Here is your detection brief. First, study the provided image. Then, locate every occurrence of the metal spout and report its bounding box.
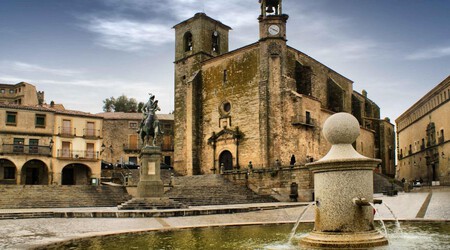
[373,198,383,205]
[352,197,371,206]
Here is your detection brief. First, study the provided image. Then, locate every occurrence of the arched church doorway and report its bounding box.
[219,150,233,171]
[62,164,91,185]
[21,160,49,185]
[0,159,17,184]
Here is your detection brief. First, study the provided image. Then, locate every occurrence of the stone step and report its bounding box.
[0,185,131,209]
[166,175,277,206]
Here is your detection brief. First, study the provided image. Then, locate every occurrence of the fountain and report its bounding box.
[28,112,450,250]
[299,112,389,248]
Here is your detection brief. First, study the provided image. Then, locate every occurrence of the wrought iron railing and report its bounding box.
[2,144,51,156]
[161,143,174,151]
[123,142,143,151]
[58,126,76,137]
[56,149,99,160]
[83,128,100,138]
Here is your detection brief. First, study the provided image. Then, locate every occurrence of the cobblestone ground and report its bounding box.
[0,187,449,249]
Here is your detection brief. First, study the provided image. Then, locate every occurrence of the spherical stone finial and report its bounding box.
[323,112,360,145]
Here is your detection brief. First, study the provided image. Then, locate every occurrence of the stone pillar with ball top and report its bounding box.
[300,112,388,248]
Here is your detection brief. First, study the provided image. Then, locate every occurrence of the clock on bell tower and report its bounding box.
[258,0,288,41]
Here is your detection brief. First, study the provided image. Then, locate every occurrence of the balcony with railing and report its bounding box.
[83,128,101,138]
[58,126,76,137]
[123,142,143,152]
[161,143,174,151]
[291,115,315,127]
[56,149,100,160]
[2,144,52,156]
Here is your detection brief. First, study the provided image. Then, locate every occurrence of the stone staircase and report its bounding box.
[0,185,131,209]
[165,174,278,206]
[118,198,186,210]
[373,173,403,193]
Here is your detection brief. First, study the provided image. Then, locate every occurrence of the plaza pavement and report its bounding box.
[0,186,449,249]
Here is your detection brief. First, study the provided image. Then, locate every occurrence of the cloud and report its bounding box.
[10,62,82,77]
[82,17,173,51]
[80,0,258,52]
[313,39,379,62]
[288,13,381,63]
[406,45,450,60]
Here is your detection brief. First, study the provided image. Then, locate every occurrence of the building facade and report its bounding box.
[396,76,450,185]
[0,82,44,106]
[173,0,395,175]
[0,103,103,185]
[98,112,174,168]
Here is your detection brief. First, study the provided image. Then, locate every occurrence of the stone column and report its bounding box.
[137,146,163,198]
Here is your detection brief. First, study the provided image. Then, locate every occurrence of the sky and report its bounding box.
[0,0,449,123]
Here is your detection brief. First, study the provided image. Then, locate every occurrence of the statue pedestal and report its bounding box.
[118,145,186,210]
[137,146,164,197]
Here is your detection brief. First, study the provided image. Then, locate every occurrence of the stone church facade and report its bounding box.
[173,0,395,176]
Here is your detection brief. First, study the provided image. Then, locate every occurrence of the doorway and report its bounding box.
[62,164,91,185]
[62,167,74,185]
[25,168,39,184]
[219,150,233,171]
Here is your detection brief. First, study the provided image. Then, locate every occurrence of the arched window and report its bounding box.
[212,31,220,53]
[184,32,193,52]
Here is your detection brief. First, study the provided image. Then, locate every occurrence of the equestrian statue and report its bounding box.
[138,93,162,146]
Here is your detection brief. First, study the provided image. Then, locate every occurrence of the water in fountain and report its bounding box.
[287,203,313,244]
[370,202,388,237]
[47,222,450,249]
[383,202,402,233]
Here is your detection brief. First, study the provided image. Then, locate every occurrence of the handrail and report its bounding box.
[56,149,100,160]
[1,144,51,156]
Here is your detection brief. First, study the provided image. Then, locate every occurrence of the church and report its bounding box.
[173,0,395,176]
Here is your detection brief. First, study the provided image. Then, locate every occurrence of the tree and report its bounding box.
[102,95,144,113]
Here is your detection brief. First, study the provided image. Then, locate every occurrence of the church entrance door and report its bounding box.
[219,150,233,171]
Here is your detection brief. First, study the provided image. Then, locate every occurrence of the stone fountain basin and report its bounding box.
[33,221,450,249]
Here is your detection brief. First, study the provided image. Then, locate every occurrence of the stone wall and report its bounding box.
[222,166,314,202]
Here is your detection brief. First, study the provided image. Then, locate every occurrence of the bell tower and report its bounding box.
[258,0,289,169]
[173,13,231,175]
[258,0,288,41]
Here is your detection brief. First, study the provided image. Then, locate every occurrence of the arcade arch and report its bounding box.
[61,163,92,185]
[0,159,17,184]
[21,160,49,185]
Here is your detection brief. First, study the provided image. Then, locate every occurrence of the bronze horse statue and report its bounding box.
[139,112,162,146]
[138,96,162,146]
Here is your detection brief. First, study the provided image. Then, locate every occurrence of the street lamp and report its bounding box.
[101,143,106,154]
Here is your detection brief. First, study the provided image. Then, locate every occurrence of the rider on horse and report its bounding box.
[138,93,162,146]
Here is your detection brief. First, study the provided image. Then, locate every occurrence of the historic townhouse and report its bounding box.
[0,103,103,185]
[53,109,103,185]
[98,112,175,168]
[396,75,450,185]
[0,82,44,106]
